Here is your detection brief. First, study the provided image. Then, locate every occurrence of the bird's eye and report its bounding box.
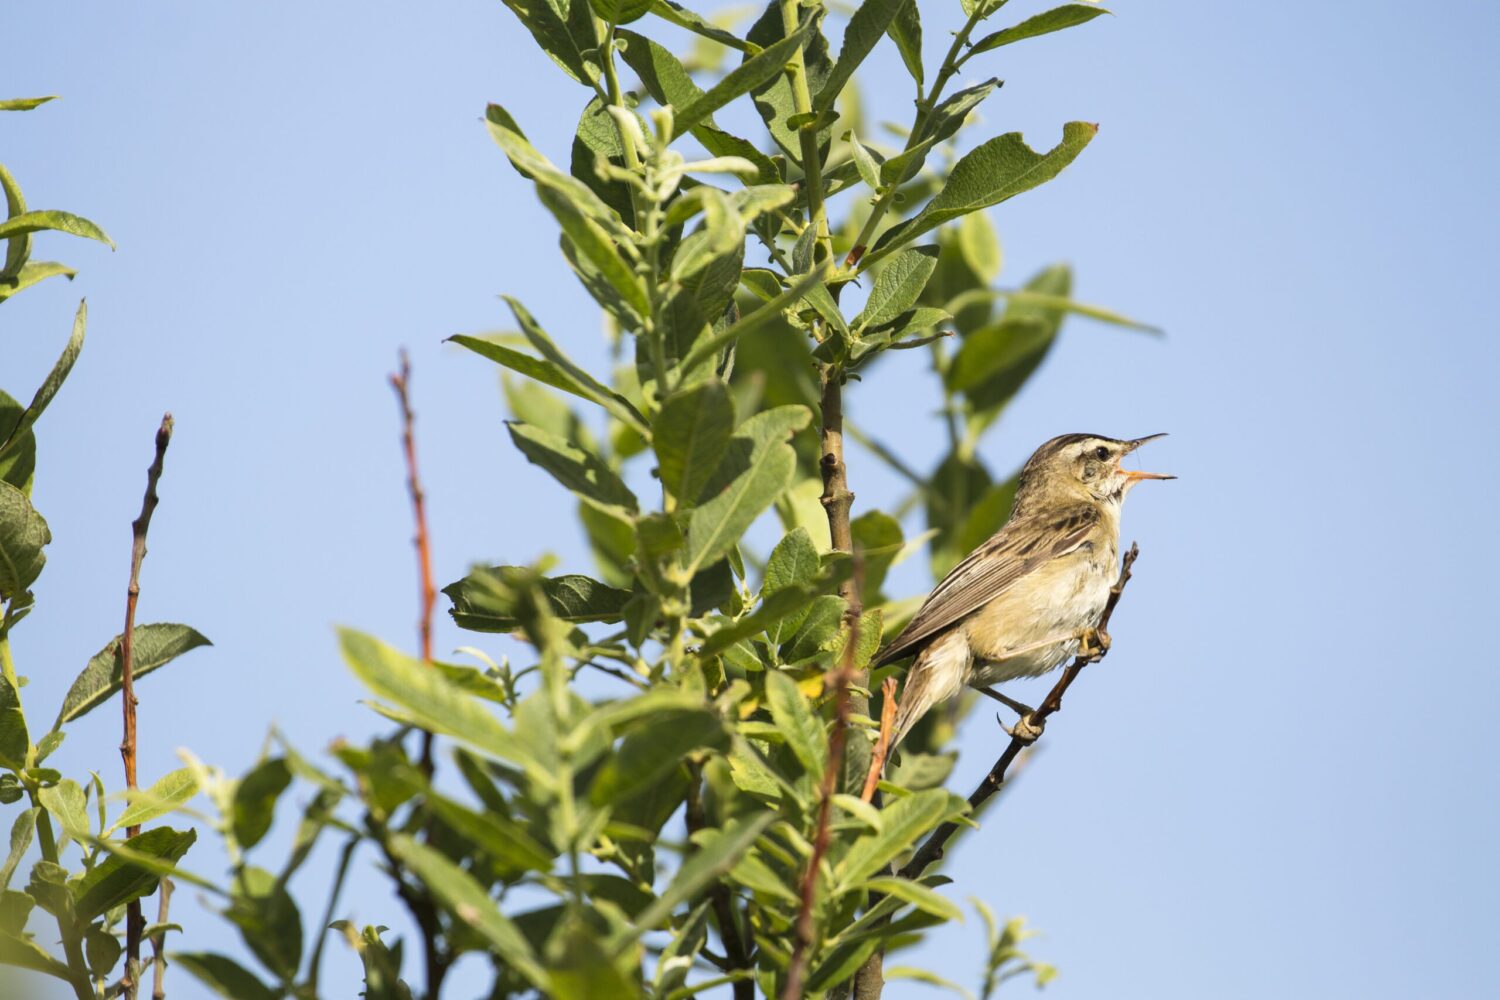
[1094,446,1110,460]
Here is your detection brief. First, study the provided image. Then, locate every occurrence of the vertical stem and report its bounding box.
[389,352,437,775]
[150,877,173,1000]
[685,765,754,1000]
[779,0,832,264]
[119,413,174,1000]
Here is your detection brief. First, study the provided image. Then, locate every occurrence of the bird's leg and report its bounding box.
[1076,626,1112,661]
[979,687,1045,742]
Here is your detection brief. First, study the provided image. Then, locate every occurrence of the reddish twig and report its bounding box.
[119,414,174,1000]
[897,544,1140,881]
[860,677,898,803]
[389,351,437,773]
[782,601,863,1000]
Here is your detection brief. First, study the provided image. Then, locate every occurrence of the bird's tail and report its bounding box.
[888,631,972,754]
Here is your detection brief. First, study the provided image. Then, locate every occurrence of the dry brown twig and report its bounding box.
[118,414,173,1000]
[389,350,437,773]
[860,677,899,803]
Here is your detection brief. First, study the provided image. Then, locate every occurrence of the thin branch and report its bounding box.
[389,351,438,776]
[150,877,173,1000]
[860,677,898,803]
[783,582,863,1000]
[898,544,1140,880]
[685,763,754,1000]
[119,413,174,1000]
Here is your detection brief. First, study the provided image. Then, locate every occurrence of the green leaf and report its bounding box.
[547,913,638,999]
[845,132,883,190]
[0,808,35,890]
[747,4,835,163]
[677,264,832,374]
[589,0,651,25]
[860,876,964,921]
[497,0,597,86]
[654,380,734,506]
[762,526,820,643]
[697,585,810,655]
[968,4,1110,57]
[765,670,825,774]
[885,965,977,998]
[74,826,196,922]
[590,708,727,806]
[887,0,923,89]
[172,951,279,1000]
[856,245,939,330]
[0,210,114,250]
[387,834,548,990]
[868,123,1097,263]
[113,767,200,833]
[957,211,1002,283]
[673,15,818,136]
[536,186,650,320]
[878,79,1000,186]
[225,865,302,981]
[837,789,957,885]
[507,421,638,513]
[426,793,554,875]
[37,779,88,842]
[485,106,625,232]
[0,927,72,979]
[445,566,631,631]
[231,758,291,849]
[339,630,544,776]
[0,260,76,302]
[647,0,752,52]
[0,164,28,280]
[0,677,26,771]
[683,425,797,574]
[966,287,1160,332]
[55,624,211,727]
[850,509,903,600]
[0,96,58,112]
[85,925,122,977]
[779,593,844,663]
[500,294,650,430]
[814,0,911,113]
[612,813,774,951]
[0,302,85,469]
[0,482,49,601]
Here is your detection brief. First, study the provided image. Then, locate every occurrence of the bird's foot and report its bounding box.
[1000,711,1045,743]
[978,686,1036,718]
[1076,626,1112,661]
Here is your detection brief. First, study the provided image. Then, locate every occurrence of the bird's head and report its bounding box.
[1013,433,1174,513]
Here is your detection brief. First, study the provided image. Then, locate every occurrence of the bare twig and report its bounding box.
[783,592,863,1000]
[150,877,174,1000]
[389,351,437,775]
[898,544,1140,881]
[860,677,898,803]
[119,413,173,1000]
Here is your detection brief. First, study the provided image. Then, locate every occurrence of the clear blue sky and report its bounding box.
[6,1,1498,997]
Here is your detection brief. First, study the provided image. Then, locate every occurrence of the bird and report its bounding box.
[875,433,1173,748]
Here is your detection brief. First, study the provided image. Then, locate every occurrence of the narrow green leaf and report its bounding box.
[55,624,211,727]
[968,4,1110,57]
[0,927,72,979]
[0,677,26,771]
[387,834,548,989]
[497,0,595,85]
[952,287,1159,332]
[426,793,554,874]
[450,335,615,413]
[674,15,818,136]
[684,430,796,573]
[590,0,651,24]
[172,951,279,1000]
[508,421,638,512]
[502,294,650,430]
[837,789,957,885]
[485,106,624,232]
[0,808,35,890]
[446,566,630,632]
[647,0,752,52]
[957,211,1002,283]
[613,813,774,951]
[0,260,76,302]
[0,96,58,112]
[814,0,911,113]
[0,482,49,601]
[231,758,291,849]
[887,0,923,89]
[878,79,1000,186]
[698,585,810,655]
[0,164,27,280]
[856,245,939,330]
[536,187,649,319]
[868,123,1097,263]
[590,708,727,806]
[678,264,831,374]
[74,826,196,921]
[0,210,114,250]
[765,671,825,774]
[845,132,883,190]
[226,865,303,982]
[0,301,85,461]
[654,380,734,505]
[860,876,964,921]
[37,779,89,842]
[339,629,544,776]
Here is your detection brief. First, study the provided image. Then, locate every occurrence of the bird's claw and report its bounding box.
[1077,627,1112,660]
[998,711,1045,743]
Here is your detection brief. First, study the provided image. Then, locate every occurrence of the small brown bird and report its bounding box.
[876,433,1172,747]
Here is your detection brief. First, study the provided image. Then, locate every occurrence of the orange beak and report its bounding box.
[1122,469,1175,483]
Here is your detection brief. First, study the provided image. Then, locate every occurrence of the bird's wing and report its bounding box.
[872,504,1101,667]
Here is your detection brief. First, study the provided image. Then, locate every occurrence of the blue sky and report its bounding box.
[5,1,1498,997]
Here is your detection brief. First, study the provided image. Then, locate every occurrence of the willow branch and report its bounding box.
[782,600,862,1000]
[389,351,437,775]
[119,413,173,1000]
[899,544,1140,880]
[860,677,898,803]
[150,878,174,1000]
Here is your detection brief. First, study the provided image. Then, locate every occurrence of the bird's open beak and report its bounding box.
[1119,434,1174,483]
